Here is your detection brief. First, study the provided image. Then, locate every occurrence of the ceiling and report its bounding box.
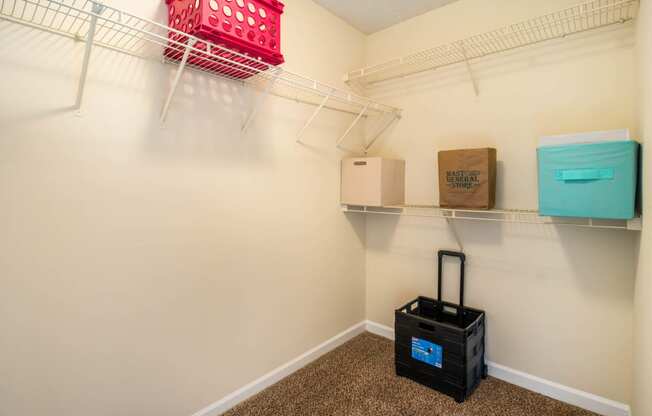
[313,0,461,34]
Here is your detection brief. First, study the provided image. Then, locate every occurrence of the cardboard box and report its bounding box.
[438,148,497,209]
[341,157,405,207]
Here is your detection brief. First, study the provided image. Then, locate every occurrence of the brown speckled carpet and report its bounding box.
[224,332,597,416]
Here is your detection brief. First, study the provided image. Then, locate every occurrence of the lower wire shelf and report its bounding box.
[341,204,642,231]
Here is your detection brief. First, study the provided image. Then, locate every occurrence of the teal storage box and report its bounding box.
[537,141,639,219]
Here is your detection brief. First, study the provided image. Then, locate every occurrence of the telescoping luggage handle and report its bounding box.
[437,250,466,315]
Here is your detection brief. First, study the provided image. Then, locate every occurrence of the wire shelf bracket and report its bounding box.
[459,43,479,96]
[336,103,369,150]
[345,0,639,91]
[296,93,400,151]
[364,111,400,154]
[160,38,196,123]
[75,2,105,111]
[242,68,283,134]
[446,217,465,252]
[296,91,332,144]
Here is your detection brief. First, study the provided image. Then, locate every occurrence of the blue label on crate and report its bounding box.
[411,337,443,368]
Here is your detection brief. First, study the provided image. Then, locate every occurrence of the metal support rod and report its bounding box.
[296,92,331,143]
[336,104,368,149]
[160,38,196,123]
[459,43,479,96]
[446,217,464,252]
[242,69,282,134]
[364,112,400,154]
[74,2,105,110]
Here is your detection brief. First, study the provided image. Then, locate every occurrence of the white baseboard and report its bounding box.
[191,320,630,416]
[365,320,396,340]
[487,361,630,416]
[191,321,367,416]
[365,320,630,416]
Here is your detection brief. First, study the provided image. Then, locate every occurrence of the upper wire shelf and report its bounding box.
[344,0,639,90]
[0,0,401,118]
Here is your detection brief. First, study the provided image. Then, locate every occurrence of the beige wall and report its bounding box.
[364,0,638,404]
[634,1,652,414]
[0,1,368,415]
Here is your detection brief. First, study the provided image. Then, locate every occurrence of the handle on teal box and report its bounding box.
[554,168,615,181]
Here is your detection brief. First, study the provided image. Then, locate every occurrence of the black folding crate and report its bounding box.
[395,250,487,403]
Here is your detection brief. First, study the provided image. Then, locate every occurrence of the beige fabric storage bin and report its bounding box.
[341,157,405,207]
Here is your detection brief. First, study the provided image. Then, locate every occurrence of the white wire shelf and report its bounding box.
[344,0,639,90]
[341,204,643,231]
[0,0,401,126]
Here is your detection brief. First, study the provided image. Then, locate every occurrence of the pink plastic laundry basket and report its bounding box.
[164,0,284,79]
